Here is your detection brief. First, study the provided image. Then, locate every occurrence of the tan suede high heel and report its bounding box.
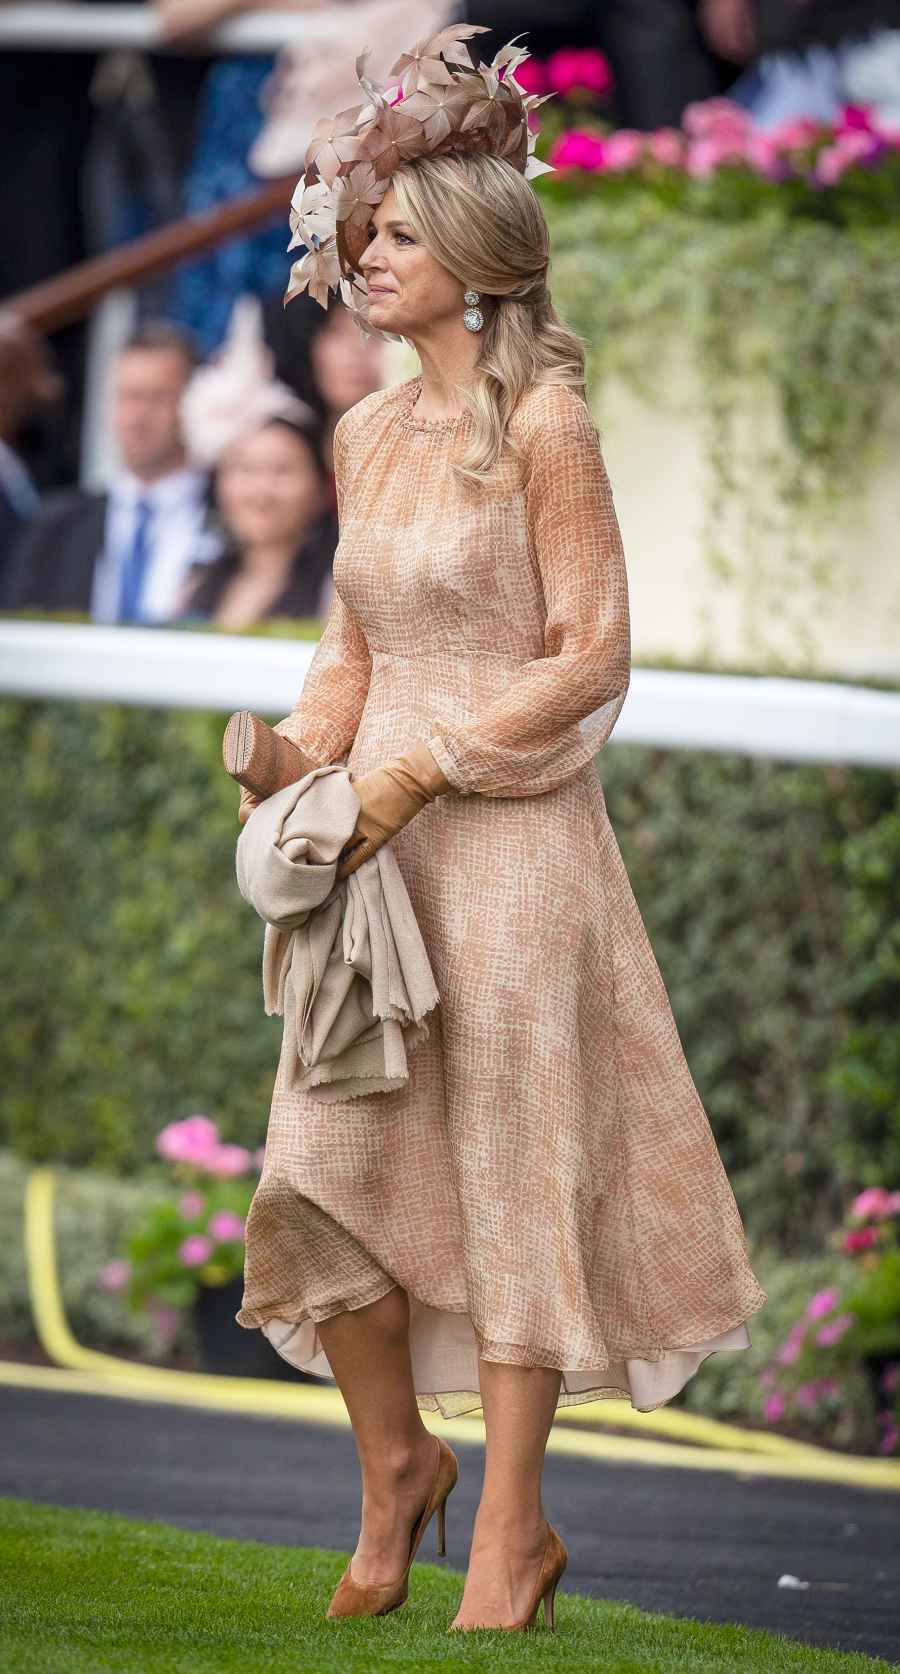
[448,1521,568,1633]
[326,1435,459,1619]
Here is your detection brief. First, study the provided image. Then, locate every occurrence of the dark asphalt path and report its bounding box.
[1,1385,898,1665]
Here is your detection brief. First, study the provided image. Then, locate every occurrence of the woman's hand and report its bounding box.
[238,784,261,827]
[336,740,450,880]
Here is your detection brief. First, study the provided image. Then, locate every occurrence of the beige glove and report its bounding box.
[336,739,450,880]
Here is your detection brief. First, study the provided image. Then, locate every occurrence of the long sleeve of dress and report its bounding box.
[424,386,631,798]
[271,414,372,766]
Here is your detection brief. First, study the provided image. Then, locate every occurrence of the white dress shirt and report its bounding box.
[90,465,220,625]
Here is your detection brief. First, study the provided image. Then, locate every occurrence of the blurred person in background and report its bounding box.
[699,0,900,124]
[261,288,388,474]
[175,416,337,627]
[0,314,63,575]
[174,294,337,627]
[0,321,215,623]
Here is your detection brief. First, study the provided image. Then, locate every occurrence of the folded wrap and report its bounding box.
[235,764,440,1101]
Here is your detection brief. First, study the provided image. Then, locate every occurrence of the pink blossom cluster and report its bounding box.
[843,1185,900,1252]
[155,1114,256,1179]
[515,49,613,100]
[548,97,900,185]
[177,1208,246,1270]
[849,1185,900,1220]
[761,1378,842,1423]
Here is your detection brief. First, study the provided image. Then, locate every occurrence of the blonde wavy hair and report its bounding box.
[389,152,588,490]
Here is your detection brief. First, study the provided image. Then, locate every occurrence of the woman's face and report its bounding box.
[358,184,463,338]
[311,304,386,412]
[216,423,325,550]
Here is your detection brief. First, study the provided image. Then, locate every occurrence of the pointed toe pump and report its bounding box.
[326,1435,459,1619]
[448,1521,568,1633]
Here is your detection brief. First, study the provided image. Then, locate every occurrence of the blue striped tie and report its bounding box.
[118,496,154,623]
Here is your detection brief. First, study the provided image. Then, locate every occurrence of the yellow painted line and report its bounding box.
[15,1166,900,1495]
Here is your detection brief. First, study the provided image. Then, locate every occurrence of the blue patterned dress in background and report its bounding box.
[165,57,292,358]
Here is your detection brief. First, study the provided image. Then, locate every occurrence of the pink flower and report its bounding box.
[763,1392,786,1421]
[880,1364,900,1394]
[775,1338,802,1365]
[769,116,826,150]
[815,1312,855,1347]
[206,1143,254,1179]
[178,1190,205,1220]
[546,48,613,99]
[156,1115,220,1168]
[549,130,606,171]
[179,1234,213,1268]
[806,1287,841,1320]
[843,1227,879,1252]
[815,144,851,185]
[646,127,684,166]
[837,103,876,134]
[850,1186,893,1220]
[603,130,644,171]
[510,57,547,96]
[758,1367,776,1387]
[682,97,753,143]
[746,131,788,180]
[686,136,749,178]
[795,1382,821,1409]
[98,1258,131,1291]
[148,1302,182,1346]
[878,1427,899,1455]
[208,1209,246,1243]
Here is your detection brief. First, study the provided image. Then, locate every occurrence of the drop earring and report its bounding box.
[462,289,483,332]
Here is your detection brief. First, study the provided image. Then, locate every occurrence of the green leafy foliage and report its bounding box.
[541,194,900,661]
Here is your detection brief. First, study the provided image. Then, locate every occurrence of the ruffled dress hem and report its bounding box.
[236,1283,758,1418]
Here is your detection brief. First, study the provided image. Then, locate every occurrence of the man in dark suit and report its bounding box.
[1,320,217,622]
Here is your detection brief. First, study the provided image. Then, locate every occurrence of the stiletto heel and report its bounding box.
[447,1520,568,1634]
[436,1495,447,1556]
[326,1435,459,1619]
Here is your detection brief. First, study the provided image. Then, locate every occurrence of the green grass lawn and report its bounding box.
[0,1497,895,1674]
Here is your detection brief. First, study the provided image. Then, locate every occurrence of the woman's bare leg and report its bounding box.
[315,1284,439,1585]
[449,1360,562,1629]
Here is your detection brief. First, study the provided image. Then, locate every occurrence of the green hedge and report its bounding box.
[1,694,897,1254]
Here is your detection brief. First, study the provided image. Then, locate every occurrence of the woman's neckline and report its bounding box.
[398,374,467,432]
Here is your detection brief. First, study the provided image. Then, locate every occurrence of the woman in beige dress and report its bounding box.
[235,24,768,1635]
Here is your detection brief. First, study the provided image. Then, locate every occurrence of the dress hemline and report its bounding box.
[236,1280,761,1419]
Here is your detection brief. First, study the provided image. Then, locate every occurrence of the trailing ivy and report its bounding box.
[540,189,900,667]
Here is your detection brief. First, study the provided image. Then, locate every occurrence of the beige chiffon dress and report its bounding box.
[235,372,768,1416]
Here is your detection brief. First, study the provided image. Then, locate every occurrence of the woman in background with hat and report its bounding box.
[235,22,768,1634]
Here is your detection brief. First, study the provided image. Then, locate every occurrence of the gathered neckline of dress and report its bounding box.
[397,374,469,433]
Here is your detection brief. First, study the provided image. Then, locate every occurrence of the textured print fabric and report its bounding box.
[235,373,768,1416]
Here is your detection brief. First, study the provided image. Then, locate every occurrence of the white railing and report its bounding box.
[2,621,899,766]
[0,4,330,52]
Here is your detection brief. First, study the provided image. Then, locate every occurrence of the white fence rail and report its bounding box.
[2,621,899,767]
[0,4,325,52]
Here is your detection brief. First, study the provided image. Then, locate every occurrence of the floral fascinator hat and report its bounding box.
[179,294,316,470]
[285,22,557,342]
